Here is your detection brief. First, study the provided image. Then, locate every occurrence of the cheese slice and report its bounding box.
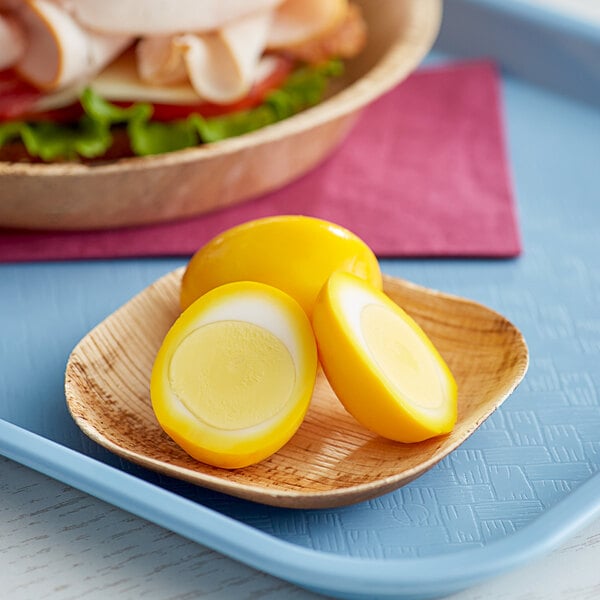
[16,0,132,91]
[34,52,281,112]
[92,49,201,105]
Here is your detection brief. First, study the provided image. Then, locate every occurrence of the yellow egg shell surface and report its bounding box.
[151,281,317,468]
[312,272,458,442]
[180,215,382,316]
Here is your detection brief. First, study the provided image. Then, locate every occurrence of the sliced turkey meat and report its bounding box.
[15,0,132,91]
[267,0,348,49]
[2,0,365,113]
[137,11,272,104]
[58,0,284,36]
[0,13,25,70]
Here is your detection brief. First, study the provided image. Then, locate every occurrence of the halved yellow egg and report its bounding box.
[180,215,382,317]
[151,281,317,468]
[312,272,458,442]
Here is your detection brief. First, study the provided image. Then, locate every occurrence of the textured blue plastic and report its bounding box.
[436,0,600,105]
[1,72,600,598]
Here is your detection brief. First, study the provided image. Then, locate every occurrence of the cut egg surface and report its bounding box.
[151,281,317,468]
[312,272,458,442]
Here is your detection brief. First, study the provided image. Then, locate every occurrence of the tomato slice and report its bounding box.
[0,70,42,121]
[17,103,86,123]
[1,57,294,124]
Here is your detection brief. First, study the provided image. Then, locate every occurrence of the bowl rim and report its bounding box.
[0,0,442,177]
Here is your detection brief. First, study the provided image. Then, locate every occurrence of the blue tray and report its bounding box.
[436,0,600,105]
[1,68,600,599]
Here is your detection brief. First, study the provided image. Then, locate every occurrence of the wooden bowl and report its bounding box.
[65,271,529,509]
[0,0,441,230]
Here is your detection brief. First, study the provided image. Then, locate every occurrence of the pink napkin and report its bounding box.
[0,60,521,263]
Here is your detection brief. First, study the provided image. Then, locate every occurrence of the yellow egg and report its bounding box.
[151,281,317,468]
[312,272,458,442]
[180,215,382,317]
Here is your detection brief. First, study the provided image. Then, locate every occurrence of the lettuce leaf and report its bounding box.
[0,60,343,162]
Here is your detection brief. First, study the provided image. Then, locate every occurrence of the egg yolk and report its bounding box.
[361,304,444,411]
[153,217,459,470]
[312,271,457,442]
[151,280,317,469]
[169,321,295,430]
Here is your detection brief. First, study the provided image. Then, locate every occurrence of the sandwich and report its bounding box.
[0,0,366,162]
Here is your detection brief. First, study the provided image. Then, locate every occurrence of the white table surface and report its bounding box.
[2,455,599,599]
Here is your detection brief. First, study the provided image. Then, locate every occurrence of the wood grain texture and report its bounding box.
[64,271,529,508]
[0,0,442,231]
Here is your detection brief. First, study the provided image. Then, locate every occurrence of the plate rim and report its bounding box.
[64,269,530,509]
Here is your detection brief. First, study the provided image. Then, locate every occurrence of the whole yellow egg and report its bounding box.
[180,215,382,317]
